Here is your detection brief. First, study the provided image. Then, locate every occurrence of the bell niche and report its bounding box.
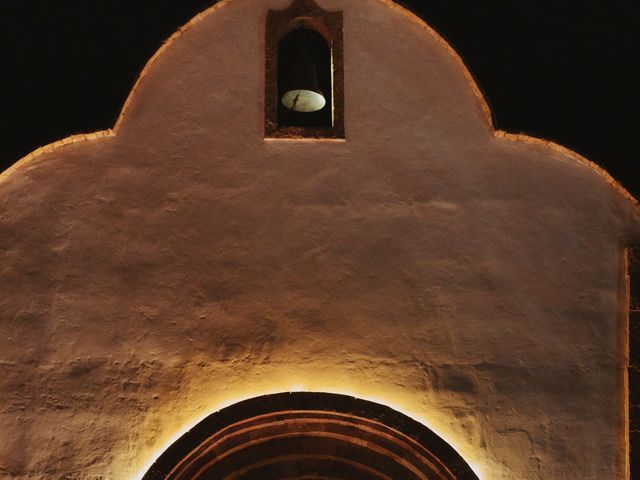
[278,28,330,122]
[265,0,345,139]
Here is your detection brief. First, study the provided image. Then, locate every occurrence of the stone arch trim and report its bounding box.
[141,392,479,480]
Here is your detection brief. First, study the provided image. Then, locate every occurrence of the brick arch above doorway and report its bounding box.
[141,392,478,480]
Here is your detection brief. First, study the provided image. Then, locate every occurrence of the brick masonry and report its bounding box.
[630,247,640,479]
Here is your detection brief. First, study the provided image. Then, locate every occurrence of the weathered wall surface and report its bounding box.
[1,0,639,479]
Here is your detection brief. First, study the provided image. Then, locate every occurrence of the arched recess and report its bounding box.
[277,27,333,128]
[265,0,345,139]
[141,392,479,480]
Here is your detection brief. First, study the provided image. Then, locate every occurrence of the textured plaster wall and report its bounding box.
[1,0,640,479]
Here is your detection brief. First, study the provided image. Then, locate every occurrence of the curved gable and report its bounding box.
[1,1,639,479]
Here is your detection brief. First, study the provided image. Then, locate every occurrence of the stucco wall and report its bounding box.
[1,0,640,479]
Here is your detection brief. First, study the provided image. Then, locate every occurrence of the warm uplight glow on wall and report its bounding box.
[5,1,635,479]
[131,375,486,480]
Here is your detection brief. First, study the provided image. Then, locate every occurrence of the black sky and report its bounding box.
[1,0,638,197]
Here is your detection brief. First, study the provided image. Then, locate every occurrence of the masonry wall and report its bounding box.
[1,1,640,479]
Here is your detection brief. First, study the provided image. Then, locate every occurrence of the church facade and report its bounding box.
[1,1,639,479]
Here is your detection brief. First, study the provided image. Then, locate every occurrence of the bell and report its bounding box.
[281,35,326,113]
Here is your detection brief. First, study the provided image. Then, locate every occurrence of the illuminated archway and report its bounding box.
[141,392,478,480]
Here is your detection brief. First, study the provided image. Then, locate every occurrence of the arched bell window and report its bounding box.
[278,28,332,128]
[265,0,345,139]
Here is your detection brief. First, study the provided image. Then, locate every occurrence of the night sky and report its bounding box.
[1,0,638,197]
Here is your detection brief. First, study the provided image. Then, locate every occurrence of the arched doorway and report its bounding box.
[142,392,478,480]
